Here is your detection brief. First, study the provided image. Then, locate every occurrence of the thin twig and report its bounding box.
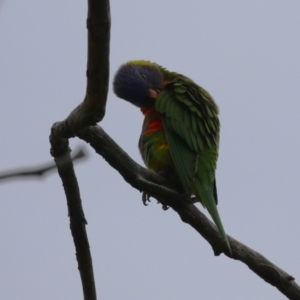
[0,147,87,182]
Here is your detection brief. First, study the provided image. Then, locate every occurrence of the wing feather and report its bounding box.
[155,73,230,253]
[155,75,220,198]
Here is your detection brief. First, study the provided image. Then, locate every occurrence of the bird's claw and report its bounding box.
[142,192,169,210]
[188,196,198,204]
[161,203,169,210]
[142,192,151,206]
[155,199,169,210]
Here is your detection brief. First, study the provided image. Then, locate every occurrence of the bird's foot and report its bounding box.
[157,170,166,177]
[142,192,151,206]
[161,203,169,210]
[142,191,169,210]
[188,196,198,204]
[157,171,169,209]
[142,171,171,209]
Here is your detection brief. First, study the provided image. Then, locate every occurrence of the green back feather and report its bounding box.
[155,74,231,253]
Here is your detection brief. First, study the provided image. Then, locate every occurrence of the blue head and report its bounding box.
[113,61,163,108]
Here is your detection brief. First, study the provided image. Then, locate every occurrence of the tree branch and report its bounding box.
[0,147,87,182]
[77,125,300,300]
[51,0,110,141]
[48,0,299,299]
[51,141,96,300]
[49,1,111,300]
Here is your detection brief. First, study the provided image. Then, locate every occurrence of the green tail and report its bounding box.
[196,186,231,254]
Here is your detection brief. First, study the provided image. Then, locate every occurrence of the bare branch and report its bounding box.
[49,1,111,299]
[0,147,87,182]
[48,0,299,299]
[52,141,96,300]
[78,125,300,300]
[86,0,110,115]
[50,0,110,140]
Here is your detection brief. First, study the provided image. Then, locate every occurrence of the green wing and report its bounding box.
[155,75,231,253]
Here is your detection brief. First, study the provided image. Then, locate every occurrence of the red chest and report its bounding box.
[140,107,163,136]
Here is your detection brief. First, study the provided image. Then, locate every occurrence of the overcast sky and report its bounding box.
[1,1,300,299]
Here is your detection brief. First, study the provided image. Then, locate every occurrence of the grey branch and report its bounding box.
[0,147,87,182]
[49,0,111,300]
[77,125,300,300]
[48,0,300,299]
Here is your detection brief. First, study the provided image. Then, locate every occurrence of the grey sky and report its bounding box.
[1,1,300,299]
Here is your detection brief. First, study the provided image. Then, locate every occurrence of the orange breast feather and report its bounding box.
[140,107,163,136]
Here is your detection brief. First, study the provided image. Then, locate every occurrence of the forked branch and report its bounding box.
[49,0,300,299]
[49,0,110,300]
[78,125,300,300]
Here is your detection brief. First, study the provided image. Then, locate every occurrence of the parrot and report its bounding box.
[113,60,231,253]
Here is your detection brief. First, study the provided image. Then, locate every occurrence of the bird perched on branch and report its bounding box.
[113,60,231,253]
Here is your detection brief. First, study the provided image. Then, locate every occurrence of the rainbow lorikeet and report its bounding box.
[113,60,231,253]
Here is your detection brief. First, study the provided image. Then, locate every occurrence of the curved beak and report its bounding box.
[148,88,160,100]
